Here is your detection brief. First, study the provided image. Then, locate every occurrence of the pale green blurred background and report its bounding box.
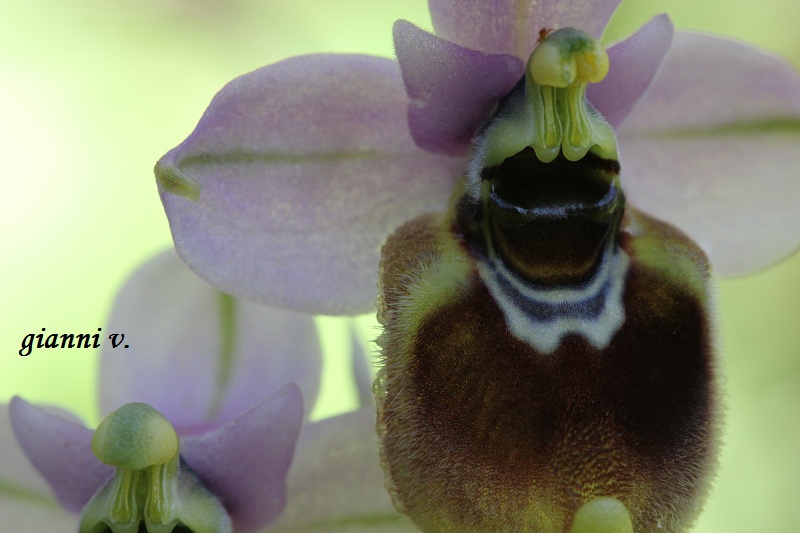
[1,1,798,531]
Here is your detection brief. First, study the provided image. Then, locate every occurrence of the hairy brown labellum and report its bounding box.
[375,147,718,533]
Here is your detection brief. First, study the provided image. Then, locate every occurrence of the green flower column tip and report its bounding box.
[480,27,617,168]
[79,402,232,533]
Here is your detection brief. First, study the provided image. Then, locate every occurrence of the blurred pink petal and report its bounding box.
[8,397,112,512]
[182,384,304,532]
[618,31,800,275]
[428,0,622,58]
[266,408,416,532]
[99,249,322,430]
[588,14,674,128]
[0,405,76,532]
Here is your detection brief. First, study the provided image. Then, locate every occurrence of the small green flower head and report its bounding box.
[81,403,231,533]
[92,402,179,470]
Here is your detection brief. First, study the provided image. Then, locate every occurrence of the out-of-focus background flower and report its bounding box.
[1,1,798,531]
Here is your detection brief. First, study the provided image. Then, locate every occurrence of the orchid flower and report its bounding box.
[154,1,800,313]
[3,250,412,532]
[153,0,800,531]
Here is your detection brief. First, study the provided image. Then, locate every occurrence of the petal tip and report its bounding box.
[181,383,304,532]
[9,396,113,512]
[155,156,201,201]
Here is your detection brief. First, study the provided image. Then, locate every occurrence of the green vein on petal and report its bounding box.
[624,118,800,139]
[156,150,406,202]
[207,292,237,420]
[177,150,400,167]
[0,477,60,508]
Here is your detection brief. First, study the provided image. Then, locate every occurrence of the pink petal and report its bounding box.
[181,384,304,532]
[99,250,322,431]
[0,499,74,533]
[8,397,113,512]
[0,404,76,531]
[1,403,54,499]
[618,31,800,276]
[394,20,524,155]
[156,54,463,315]
[588,14,674,128]
[266,408,415,532]
[428,0,623,58]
